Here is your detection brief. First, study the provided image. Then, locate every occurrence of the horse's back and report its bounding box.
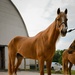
[8,36,27,52]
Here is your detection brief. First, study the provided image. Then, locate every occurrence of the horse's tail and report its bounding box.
[8,36,24,75]
[8,39,16,75]
[8,53,12,74]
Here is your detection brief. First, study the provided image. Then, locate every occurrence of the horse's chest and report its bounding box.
[44,48,55,60]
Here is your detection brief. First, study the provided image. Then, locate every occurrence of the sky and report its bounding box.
[11,0,75,50]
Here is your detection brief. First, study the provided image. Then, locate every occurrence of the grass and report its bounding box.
[11,68,75,74]
[71,70,75,74]
[44,70,75,74]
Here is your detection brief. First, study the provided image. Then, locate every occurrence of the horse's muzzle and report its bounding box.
[61,29,67,36]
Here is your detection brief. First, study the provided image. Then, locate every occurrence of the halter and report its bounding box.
[59,22,65,26]
[67,28,75,33]
[56,18,67,27]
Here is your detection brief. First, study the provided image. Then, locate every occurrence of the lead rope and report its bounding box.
[67,28,75,33]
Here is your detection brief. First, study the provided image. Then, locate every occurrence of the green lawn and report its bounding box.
[71,70,75,74]
[44,70,75,74]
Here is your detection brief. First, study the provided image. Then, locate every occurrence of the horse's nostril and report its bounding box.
[65,30,67,34]
[64,31,67,34]
[61,29,67,35]
[62,29,67,33]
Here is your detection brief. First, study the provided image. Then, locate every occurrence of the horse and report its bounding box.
[8,8,68,75]
[62,40,75,75]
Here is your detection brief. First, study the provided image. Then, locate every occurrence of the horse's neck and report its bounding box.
[45,22,60,45]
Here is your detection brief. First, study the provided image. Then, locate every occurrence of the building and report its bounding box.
[0,0,29,70]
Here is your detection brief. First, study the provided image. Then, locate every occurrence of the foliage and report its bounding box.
[52,50,64,64]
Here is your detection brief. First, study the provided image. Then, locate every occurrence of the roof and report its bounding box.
[10,0,29,37]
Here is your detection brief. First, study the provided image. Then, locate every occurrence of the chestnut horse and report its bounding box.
[8,8,68,75]
[62,40,75,75]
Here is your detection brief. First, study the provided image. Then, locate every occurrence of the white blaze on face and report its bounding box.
[62,17,68,30]
[62,17,64,23]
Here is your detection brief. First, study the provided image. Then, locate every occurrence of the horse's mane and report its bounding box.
[35,20,60,41]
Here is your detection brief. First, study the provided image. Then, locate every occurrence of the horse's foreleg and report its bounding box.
[46,60,51,75]
[62,58,68,75]
[64,61,68,75]
[14,53,23,75]
[38,57,44,75]
[68,62,73,75]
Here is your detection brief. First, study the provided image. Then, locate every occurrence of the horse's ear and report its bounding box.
[64,9,67,14]
[57,8,60,14]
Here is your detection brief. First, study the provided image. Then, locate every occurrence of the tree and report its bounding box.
[52,50,64,64]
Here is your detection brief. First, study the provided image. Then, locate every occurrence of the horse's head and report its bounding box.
[56,8,68,37]
[68,40,75,54]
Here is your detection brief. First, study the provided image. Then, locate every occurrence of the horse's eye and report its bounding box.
[57,18,60,21]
